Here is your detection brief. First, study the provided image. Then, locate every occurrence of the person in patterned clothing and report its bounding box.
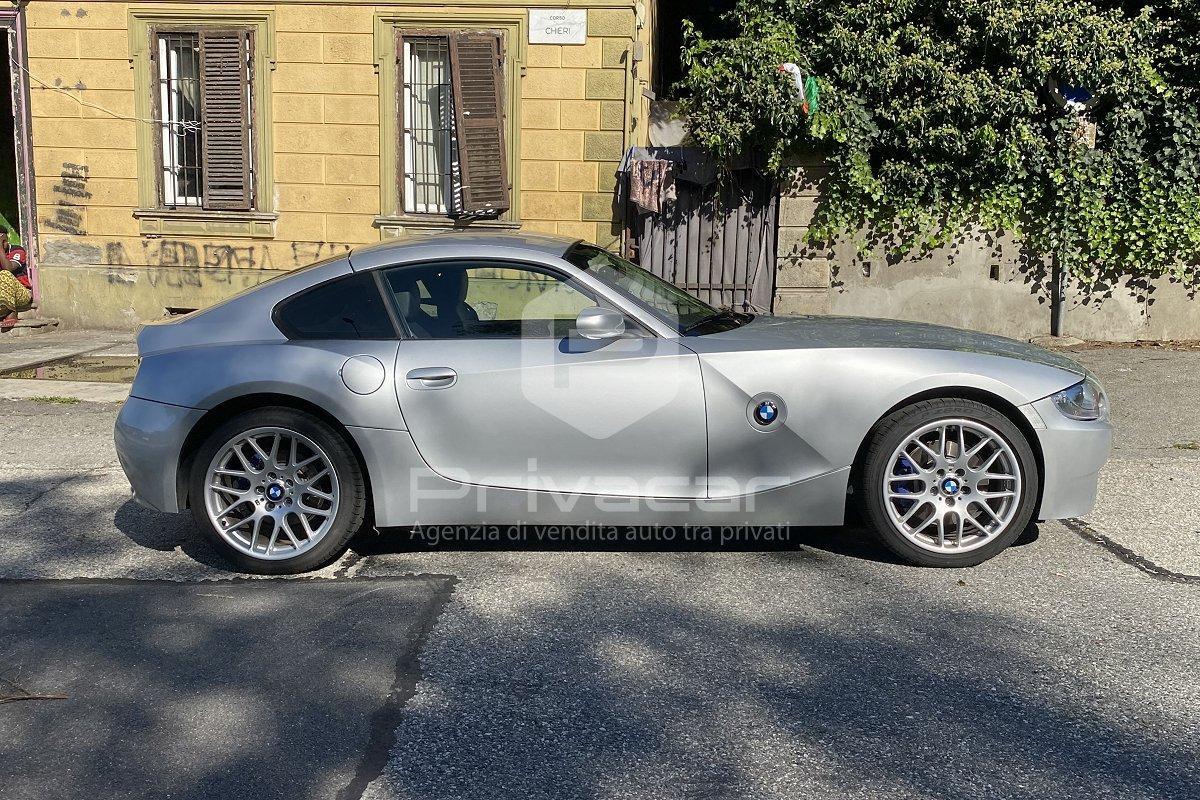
[0,230,33,330]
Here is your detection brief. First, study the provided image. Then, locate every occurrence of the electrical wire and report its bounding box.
[8,55,201,133]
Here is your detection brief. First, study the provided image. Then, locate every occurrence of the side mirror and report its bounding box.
[575,306,626,340]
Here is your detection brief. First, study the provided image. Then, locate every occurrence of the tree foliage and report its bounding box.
[677,0,1200,285]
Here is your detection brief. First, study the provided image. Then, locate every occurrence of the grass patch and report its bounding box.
[1172,441,1200,450]
[28,395,81,405]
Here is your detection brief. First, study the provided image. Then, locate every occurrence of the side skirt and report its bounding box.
[347,425,849,528]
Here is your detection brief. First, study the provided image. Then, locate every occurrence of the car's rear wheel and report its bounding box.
[189,407,366,574]
[861,398,1039,567]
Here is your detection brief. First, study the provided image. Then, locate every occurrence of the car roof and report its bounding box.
[348,231,580,264]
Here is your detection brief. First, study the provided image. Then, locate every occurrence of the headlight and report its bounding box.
[1052,376,1108,421]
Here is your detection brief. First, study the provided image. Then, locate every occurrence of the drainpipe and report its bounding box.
[1050,257,1066,337]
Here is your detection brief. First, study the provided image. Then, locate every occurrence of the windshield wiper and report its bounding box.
[681,308,739,335]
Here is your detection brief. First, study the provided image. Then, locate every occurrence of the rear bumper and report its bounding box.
[1028,396,1113,520]
[114,396,205,513]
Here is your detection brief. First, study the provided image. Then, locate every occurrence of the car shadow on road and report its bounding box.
[113,498,243,572]
[349,522,892,559]
[112,497,906,570]
[347,520,1041,565]
[109,498,1042,574]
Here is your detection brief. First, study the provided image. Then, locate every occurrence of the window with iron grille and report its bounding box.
[153,28,255,211]
[398,31,510,218]
[401,37,460,214]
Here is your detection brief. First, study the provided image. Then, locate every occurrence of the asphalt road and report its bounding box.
[1,344,1197,799]
[1071,346,1200,575]
[1,577,453,800]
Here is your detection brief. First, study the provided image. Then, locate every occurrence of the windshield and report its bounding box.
[564,244,727,334]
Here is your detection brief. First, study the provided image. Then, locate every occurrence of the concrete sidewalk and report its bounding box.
[0,329,136,402]
[0,329,136,371]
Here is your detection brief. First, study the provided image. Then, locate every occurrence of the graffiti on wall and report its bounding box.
[43,234,349,271]
[36,160,356,294]
[97,240,354,290]
[41,163,89,235]
[101,240,351,274]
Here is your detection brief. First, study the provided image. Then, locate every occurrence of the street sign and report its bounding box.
[529,9,587,45]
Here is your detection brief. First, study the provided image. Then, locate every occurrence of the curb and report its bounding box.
[0,378,130,403]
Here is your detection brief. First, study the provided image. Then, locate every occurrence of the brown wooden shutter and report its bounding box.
[449,32,509,214]
[199,29,254,210]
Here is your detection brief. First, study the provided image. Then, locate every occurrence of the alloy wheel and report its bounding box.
[203,426,341,560]
[882,418,1022,553]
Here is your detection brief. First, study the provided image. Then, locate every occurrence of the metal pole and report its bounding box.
[1050,257,1066,337]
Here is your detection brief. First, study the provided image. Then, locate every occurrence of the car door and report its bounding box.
[381,260,708,498]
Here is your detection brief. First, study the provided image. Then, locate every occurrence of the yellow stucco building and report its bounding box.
[8,1,653,328]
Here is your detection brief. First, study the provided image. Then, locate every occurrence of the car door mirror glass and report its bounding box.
[575,306,626,340]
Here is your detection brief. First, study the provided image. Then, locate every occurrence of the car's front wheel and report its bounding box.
[189,407,366,574]
[861,398,1039,567]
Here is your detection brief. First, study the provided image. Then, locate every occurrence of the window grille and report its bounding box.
[156,32,203,207]
[401,37,462,215]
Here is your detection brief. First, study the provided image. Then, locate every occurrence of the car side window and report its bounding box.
[274,272,397,340]
[382,262,602,339]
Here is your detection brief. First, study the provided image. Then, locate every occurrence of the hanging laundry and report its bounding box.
[630,159,673,213]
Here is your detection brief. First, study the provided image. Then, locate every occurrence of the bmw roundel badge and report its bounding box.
[746,393,787,431]
[754,399,778,425]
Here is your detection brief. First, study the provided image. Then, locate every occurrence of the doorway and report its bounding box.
[0,11,36,301]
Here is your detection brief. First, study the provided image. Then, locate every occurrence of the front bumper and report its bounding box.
[1027,396,1113,520]
[114,396,205,513]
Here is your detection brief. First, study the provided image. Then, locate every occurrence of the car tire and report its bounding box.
[860,398,1039,567]
[189,406,366,575]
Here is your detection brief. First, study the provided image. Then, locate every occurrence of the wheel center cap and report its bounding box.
[941,477,961,495]
[265,483,285,502]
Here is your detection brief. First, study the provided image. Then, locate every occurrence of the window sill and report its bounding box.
[374,214,522,240]
[134,208,278,239]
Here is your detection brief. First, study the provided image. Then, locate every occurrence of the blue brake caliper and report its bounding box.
[893,455,917,511]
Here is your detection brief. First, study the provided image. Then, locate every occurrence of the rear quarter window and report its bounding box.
[273,272,396,340]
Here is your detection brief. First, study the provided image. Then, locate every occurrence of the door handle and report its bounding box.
[405,367,457,389]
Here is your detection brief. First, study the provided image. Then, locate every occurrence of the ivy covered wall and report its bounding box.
[677,1,1200,309]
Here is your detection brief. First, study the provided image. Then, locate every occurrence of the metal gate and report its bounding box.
[623,148,777,312]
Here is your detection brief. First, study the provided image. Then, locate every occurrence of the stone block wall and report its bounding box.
[775,159,1200,341]
[22,1,643,329]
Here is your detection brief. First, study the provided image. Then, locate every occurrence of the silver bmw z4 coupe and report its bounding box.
[115,233,1112,574]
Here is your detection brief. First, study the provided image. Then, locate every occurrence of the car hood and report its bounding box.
[696,314,1089,377]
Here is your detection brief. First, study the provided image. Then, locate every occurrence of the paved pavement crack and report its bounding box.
[17,464,118,514]
[1063,517,1200,584]
[335,574,459,800]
